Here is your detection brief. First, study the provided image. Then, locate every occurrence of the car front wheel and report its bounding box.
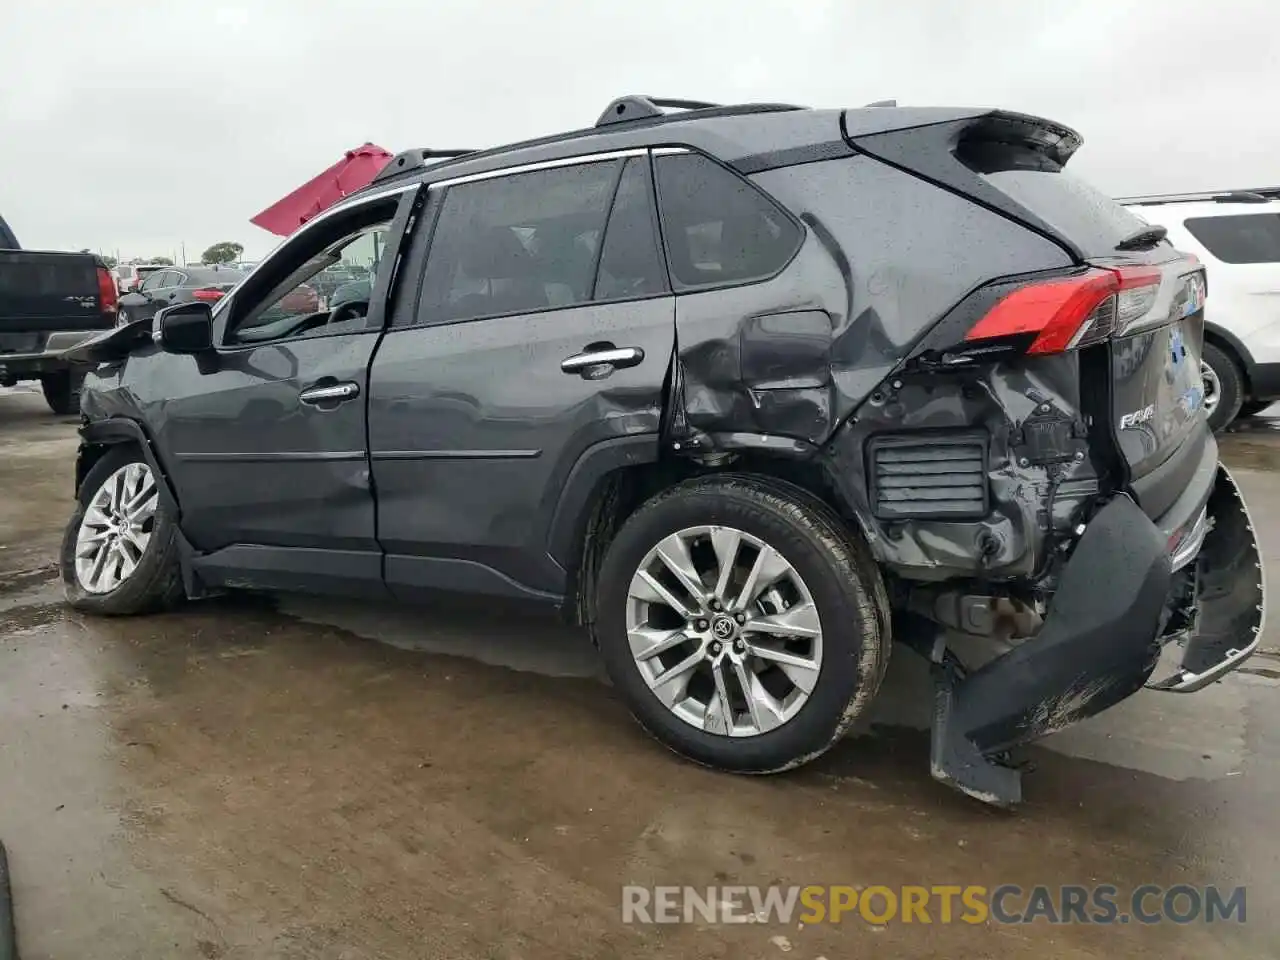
[592,474,889,774]
[61,447,184,615]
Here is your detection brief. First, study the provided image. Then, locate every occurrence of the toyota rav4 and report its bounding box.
[60,96,1265,804]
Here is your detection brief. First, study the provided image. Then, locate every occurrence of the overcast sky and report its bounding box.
[1,0,1275,262]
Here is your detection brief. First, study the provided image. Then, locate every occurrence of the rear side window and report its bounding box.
[962,144,1148,256]
[419,160,621,323]
[1183,214,1280,264]
[655,152,802,291]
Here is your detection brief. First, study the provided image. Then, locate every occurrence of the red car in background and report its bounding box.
[278,283,319,314]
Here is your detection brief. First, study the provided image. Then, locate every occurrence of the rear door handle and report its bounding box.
[560,346,645,374]
[299,381,360,406]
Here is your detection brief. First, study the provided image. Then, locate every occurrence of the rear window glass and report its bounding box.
[962,145,1149,255]
[1183,214,1280,264]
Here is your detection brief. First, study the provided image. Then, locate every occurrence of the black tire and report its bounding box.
[116,307,131,327]
[40,368,82,416]
[592,473,889,774]
[1202,342,1244,433]
[60,445,184,616]
[1238,400,1272,419]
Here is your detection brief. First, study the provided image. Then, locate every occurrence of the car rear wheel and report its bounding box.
[61,447,184,615]
[40,369,82,416]
[1201,343,1244,432]
[592,474,889,774]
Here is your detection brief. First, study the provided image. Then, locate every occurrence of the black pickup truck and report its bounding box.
[0,213,119,413]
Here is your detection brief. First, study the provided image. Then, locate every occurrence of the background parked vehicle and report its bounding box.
[115,265,244,326]
[115,263,166,295]
[1119,187,1280,430]
[0,212,118,413]
[114,264,141,293]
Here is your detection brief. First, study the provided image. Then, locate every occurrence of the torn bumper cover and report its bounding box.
[930,466,1264,805]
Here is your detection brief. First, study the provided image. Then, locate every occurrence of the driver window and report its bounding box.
[225,213,392,346]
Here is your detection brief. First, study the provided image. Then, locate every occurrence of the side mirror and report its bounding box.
[158,301,214,354]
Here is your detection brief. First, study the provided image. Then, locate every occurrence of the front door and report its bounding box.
[155,191,411,596]
[368,154,676,600]
[132,270,173,320]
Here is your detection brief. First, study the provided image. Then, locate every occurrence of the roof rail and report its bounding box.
[863,99,898,107]
[594,95,805,127]
[372,148,477,184]
[1116,187,1280,206]
[596,96,719,126]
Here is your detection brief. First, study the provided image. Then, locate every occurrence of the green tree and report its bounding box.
[148,256,174,266]
[201,241,244,265]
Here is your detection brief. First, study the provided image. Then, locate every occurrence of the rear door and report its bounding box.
[368,153,675,600]
[133,270,172,320]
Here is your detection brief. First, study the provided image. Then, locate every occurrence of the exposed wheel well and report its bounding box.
[561,452,856,628]
[75,441,128,497]
[1203,328,1251,395]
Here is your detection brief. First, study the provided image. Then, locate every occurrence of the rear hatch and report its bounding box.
[847,110,1211,521]
[0,250,115,340]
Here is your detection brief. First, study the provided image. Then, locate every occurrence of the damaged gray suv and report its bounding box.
[61,96,1265,804]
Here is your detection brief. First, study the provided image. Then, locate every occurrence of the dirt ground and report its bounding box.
[2,384,1278,959]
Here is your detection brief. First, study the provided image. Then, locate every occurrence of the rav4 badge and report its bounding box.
[1118,404,1156,430]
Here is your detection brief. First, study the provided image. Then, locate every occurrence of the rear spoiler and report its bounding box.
[843,109,1088,261]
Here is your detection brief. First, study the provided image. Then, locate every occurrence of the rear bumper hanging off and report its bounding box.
[928,465,1264,805]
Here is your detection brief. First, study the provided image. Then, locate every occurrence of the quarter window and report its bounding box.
[654,152,802,290]
[418,161,622,324]
[1183,213,1280,265]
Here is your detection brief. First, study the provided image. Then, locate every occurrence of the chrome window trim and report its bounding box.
[428,148,650,189]
[220,145,693,319]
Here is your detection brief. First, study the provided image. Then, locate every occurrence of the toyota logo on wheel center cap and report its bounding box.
[711,616,736,640]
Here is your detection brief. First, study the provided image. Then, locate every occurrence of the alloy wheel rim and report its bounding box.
[74,462,158,594]
[1201,360,1220,413]
[625,525,823,737]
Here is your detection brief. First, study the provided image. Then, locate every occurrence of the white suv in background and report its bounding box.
[1119,188,1280,431]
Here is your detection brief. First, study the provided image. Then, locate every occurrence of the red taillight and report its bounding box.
[96,266,118,313]
[191,288,225,302]
[965,266,1162,355]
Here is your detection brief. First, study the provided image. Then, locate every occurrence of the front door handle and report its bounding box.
[299,381,360,406]
[560,345,645,374]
